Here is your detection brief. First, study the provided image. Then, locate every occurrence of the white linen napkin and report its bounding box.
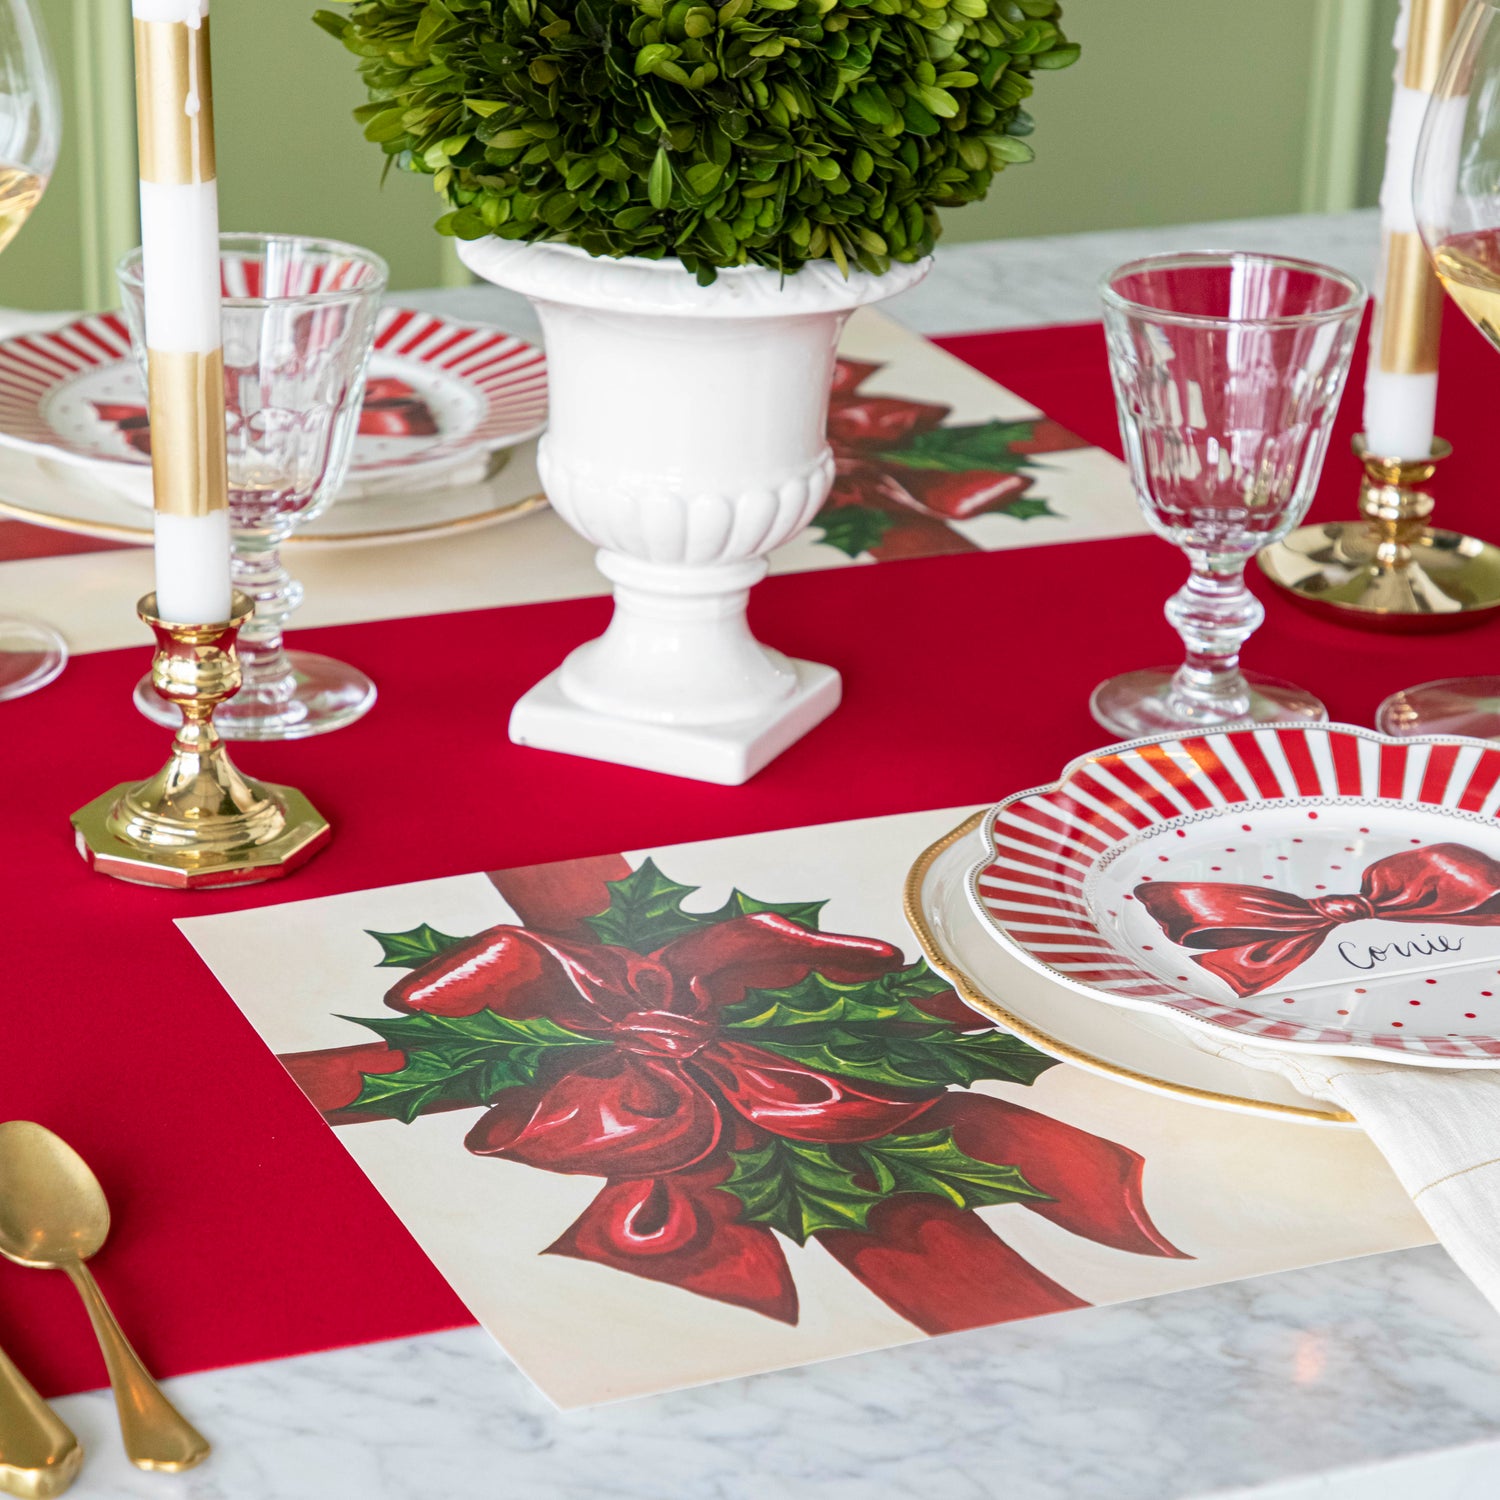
[1185,1027,1500,1312]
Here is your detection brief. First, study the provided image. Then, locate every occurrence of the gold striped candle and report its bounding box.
[131,0,232,624]
[1362,0,1467,458]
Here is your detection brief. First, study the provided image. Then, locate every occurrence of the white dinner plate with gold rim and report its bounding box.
[0,440,547,549]
[905,810,1354,1128]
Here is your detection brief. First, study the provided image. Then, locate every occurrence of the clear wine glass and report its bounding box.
[1091,252,1365,738]
[119,234,388,739]
[0,0,66,699]
[1381,0,1500,739]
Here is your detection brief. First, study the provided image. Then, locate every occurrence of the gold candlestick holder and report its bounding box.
[1257,436,1500,630]
[71,592,331,888]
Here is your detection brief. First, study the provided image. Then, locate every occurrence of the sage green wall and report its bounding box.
[943,0,1321,243]
[0,0,1413,308]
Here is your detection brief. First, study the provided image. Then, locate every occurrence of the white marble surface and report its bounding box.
[51,211,1500,1500]
[50,1245,1500,1500]
[410,209,1384,340]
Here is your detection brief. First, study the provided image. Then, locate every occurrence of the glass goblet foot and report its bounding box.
[1090,667,1327,739]
[0,617,66,700]
[134,651,376,739]
[1376,677,1500,740]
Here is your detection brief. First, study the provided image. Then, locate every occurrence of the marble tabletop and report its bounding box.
[51,208,1500,1500]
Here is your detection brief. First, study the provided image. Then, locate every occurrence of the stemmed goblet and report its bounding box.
[0,0,67,700]
[1091,252,1365,737]
[1381,0,1500,738]
[119,234,388,739]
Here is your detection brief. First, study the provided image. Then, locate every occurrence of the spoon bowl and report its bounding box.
[0,1122,108,1269]
[0,1121,208,1473]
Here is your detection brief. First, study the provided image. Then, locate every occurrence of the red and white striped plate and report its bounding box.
[968,724,1500,1067]
[0,307,547,495]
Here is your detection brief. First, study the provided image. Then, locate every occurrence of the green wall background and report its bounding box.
[2,0,1411,309]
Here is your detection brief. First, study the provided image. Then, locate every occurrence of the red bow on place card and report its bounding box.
[1135,842,1500,999]
[92,402,152,457]
[357,377,438,438]
[91,378,440,457]
[282,855,1187,1336]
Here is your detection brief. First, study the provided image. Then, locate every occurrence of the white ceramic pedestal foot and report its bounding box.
[511,658,840,785]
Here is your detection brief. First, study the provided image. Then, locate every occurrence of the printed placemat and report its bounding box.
[178,808,1431,1409]
[0,310,1143,653]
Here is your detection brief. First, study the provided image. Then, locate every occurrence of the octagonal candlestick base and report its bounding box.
[1258,435,1500,630]
[71,592,331,888]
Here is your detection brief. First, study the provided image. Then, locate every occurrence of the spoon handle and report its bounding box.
[62,1262,210,1473]
[0,1340,82,1499]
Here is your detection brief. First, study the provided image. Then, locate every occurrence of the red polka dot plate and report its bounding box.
[967,724,1500,1068]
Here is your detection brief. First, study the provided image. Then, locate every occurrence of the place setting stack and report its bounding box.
[914,0,1500,1329]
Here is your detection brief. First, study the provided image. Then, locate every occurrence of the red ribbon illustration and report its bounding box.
[358,377,438,438]
[1135,842,1500,998]
[284,855,1187,1334]
[819,358,1088,560]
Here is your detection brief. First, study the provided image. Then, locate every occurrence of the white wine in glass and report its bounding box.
[1382,0,1500,739]
[0,0,65,701]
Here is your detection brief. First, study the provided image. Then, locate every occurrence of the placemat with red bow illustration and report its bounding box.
[178,808,1432,1409]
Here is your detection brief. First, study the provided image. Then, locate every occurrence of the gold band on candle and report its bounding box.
[133,17,216,186]
[146,348,228,517]
[1376,230,1444,376]
[1403,0,1468,93]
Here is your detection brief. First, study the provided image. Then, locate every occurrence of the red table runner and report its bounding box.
[7,305,1498,1400]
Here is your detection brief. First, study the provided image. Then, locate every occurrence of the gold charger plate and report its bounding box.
[0,443,547,549]
[904,811,1353,1127]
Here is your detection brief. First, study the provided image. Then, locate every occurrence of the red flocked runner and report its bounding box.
[3,303,1499,1399]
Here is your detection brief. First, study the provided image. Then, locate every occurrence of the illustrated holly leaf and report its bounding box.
[723,1138,879,1244]
[584,858,825,953]
[367,923,469,969]
[583,858,706,950]
[871,419,1040,475]
[859,1129,1052,1210]
[724,959,951,1029]
[340,1009,609,1124]
[700,890,826,933]
[1002,494,1057,520]
[812,504,899,558]
[751,1023,1060,1090]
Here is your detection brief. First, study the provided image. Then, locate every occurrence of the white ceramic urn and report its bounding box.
[458,238,930,784]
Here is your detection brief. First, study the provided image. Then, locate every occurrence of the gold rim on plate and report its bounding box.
[902,810,1352,1124]
[0,489,549,548]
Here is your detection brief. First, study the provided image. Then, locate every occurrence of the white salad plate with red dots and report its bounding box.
[965,724,1500,1070]
[0,307,548,502]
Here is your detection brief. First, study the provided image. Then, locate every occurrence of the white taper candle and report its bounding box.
[132,0,232,625]
[1361,0,1464,459]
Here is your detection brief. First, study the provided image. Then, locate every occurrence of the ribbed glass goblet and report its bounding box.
[119,234,387,739]
[1092,251,1364,738]
[0,0,66,700]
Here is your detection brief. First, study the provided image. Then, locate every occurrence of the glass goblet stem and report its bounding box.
[230,541,305,710]
[1161,556,1265,724]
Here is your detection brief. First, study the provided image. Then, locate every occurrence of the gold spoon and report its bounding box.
[0,1122,209,1473]
[0,1338,81,1499]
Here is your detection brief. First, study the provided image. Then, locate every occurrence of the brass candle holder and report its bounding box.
[1257,435,1500,630]
[71,592,331,888]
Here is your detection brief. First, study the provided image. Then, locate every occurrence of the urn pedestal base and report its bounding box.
[510,657,840,785]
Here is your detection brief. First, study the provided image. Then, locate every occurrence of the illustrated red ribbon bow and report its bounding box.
[283,858,1186,1332]
[357,377,437,438]
[1135,842,1500,998]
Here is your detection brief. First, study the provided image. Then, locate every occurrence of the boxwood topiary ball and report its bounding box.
[315,0,1078,283]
